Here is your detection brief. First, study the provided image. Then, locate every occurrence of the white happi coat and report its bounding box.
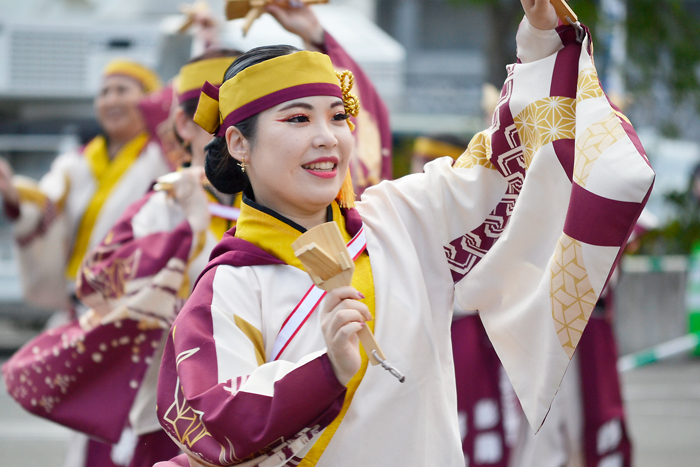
[10,136,169,309]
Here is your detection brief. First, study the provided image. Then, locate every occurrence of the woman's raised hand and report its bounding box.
[266,0,325,49]
[520,0,559,30]
[320,286,372,386]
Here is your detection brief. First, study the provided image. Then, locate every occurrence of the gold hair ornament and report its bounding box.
[333,70,359,208]
[335,70,360,132]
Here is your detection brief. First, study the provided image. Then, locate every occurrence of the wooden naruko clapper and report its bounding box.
[292,222,405,382]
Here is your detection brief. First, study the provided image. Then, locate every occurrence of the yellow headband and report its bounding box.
[103,59,162,94]
[194,51,359,136]
[176,56,238,103]
[413,137,465,161]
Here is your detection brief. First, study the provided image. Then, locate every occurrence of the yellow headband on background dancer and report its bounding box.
[413,137,465,161]
[193,50,360,207]
[176,56,238,103]
[103,59,162,94]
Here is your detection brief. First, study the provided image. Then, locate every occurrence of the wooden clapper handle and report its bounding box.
[292,222,405,382]
[549,0,578,25]
[549,0,585,42]
[225,0,329,36]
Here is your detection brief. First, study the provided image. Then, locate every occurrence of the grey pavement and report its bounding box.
[0,357,699,466]
[0,365,71,467]
[621,357,700,467]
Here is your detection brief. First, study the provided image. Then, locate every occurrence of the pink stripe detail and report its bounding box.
[347,227,363,249]
[217,83,343,135]
[274,293,326,361]
[349,228,366,261]
[352,245,366,261]
[564,184,642,247]
[281,286,316,330]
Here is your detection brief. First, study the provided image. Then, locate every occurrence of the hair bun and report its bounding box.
[204,136,248,195]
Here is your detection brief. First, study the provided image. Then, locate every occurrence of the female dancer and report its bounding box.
[0,51,233,467]
[0,60,169,312]
[156,1,654,465]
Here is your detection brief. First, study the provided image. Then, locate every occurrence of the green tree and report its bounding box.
[447,0,700,106]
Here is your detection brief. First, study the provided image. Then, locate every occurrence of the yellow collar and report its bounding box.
[234,198,350,270]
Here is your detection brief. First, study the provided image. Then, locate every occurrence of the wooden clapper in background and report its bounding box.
[226,0,329,36]
[292,222,405,383]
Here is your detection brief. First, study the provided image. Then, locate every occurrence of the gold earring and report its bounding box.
[240,156,246,173]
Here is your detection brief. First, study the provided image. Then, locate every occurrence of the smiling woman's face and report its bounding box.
[94,75,146,144]
[227,95,354,222]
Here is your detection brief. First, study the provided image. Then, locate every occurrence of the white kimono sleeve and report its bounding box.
[362,17,655,431]
[8,151,79,309]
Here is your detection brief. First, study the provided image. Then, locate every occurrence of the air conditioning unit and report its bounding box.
[0,19,162,99]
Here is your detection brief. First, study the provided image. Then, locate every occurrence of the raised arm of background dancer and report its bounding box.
[4,151,78,309]
[0,157,19,217]
[267,1,393,188]
[76,186,203,330]
[156,267,347,466]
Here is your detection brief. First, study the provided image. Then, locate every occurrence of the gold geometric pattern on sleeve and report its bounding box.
[513,97,576,168]
[161,342,213,450]
[574,113,626,187]
[162,378,212,449]
[550,234,598,359]
[80,247,141,300]
[454,131,495,170]
[577,67,605,104]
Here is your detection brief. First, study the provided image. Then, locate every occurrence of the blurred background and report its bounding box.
[1,0,700,466]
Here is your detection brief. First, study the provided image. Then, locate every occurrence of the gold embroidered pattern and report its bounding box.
[163,345,212,449]
[574,113,626,187]
[80,246,141,300]
[577,67,605,104]
[550,235,597,359]
[514,97,576,168]
[454,132,494,170]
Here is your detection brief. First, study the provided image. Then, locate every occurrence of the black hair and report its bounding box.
[205,45,301,195]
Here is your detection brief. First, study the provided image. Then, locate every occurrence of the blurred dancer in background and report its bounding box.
[0,59,171,467]
[0,60,170,315]
[3,3,392,466]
